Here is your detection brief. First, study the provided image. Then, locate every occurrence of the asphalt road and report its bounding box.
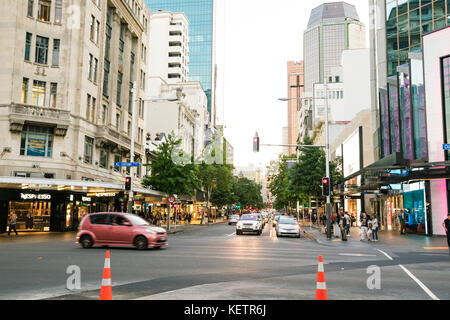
[0,220,449,300]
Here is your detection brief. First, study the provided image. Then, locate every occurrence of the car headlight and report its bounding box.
[146,227,157,234]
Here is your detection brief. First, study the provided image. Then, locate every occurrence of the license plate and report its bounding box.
[160,237,166,241]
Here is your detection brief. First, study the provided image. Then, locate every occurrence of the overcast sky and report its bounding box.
[214,0,369,169]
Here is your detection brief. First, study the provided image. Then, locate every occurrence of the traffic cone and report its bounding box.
[316,255,328,300]
[100,250,112,300]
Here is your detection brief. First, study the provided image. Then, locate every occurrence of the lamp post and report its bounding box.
[127,81,179,218]
[278,79,332,239]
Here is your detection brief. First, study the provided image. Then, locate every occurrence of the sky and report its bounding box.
[214,0,369,169]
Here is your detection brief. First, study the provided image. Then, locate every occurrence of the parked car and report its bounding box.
[76,212,168,250]
[236,214,263,235]
[228,214,240,225]
[276,217,301,238]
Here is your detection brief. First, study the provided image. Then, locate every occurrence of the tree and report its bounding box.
[288,136,343,202]
[143,134,199,221]
[233,177,264,210]
[267,155,298,211]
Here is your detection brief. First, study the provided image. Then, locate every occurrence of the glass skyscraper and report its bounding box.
[386,0,449,76]
[145,0,215,120]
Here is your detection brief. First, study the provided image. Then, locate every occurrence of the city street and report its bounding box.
[0,219,448,300]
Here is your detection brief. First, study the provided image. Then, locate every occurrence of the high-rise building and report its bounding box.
[148,11,189,84]
[303,2,366,94]
[287,61,304,155]
[145,0,216,124]
[385,0,448,77]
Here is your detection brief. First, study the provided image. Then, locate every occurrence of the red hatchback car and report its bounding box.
[76,212,168,250]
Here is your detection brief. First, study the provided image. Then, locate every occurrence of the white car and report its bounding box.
[276,217,301,238]
[236,214,262,235]
[228,214,240,225]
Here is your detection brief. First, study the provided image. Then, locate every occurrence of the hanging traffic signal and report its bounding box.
[322,177,330,197]
[125,176,132,191]
[253,133,260,153]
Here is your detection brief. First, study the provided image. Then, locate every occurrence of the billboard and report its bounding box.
[342,128,362,177]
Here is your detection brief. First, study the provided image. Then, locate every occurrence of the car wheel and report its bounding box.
[236,230,241,235]
[228,222,231,225]
[80,235,93,249]
[134,236,148,250]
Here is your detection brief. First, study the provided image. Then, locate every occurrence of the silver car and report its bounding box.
[228,214,240,225]
[276,217,301,238]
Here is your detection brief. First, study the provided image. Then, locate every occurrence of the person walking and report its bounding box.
[442,213,450,251]
[8,211,18,237]
[372,216,379,242]
[339,212,347,241]
[398,210,407,235]
[360,212,370,241]
[344,211,351,237]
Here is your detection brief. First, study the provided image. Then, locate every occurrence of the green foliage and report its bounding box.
[267,154,297,210]
[232,177,264,209]
[143,133,199,197]
[288,136,343,200]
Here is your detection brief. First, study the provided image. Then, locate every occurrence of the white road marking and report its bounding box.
[398,264,440,300]
[226,232,236,237]
[376,249,394,260]
[339,253,377,257]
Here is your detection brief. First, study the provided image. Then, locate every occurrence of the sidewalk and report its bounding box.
[302,223,449,252]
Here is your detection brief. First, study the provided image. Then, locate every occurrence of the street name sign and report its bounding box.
[115,162,140,167]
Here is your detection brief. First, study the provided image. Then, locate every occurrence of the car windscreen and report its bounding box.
[240,215,257,221]
[125,214,149,226]
[232,215,240,219]
[279,219,297,225]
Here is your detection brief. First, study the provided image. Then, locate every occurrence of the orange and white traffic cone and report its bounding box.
[316,255,328,300]
[100,250,112,300]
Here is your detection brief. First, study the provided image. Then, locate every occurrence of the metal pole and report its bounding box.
[128,81,137,214]
[325,79,332,240]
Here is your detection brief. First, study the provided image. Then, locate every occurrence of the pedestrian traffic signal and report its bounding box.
[253,133,260,153]
[125,176,132,191]
[322,177,330,197]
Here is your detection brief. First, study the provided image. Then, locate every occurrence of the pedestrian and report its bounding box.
[398,210,407,235]
[339,212,347,241]
[8,211,18,237]
[442,213,450,251]
[344,211,351,237]
[360,212,370,241]
[372,216,379,242]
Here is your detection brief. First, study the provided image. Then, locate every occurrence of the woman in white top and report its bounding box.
[371,217,379,242]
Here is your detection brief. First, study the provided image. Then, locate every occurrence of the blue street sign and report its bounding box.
[115,162,140,167]
[443,144,450,151]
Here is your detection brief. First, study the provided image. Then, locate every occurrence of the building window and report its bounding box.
[116,111,121,130]
[22,78,29,104]
[50,82,57,108]
[35,35,49,64]
[88,54,93,80]
[103,60,110,98]
[100,148,109,169]
[32,80,46,106]
[37,0,51,22]
[127,120,131,136]
[114,154,121,172]
[140,70,145,90]
[84,136,94,164]
[90,16,97,43]
[442,56,450,157]
[55,0,62,24]
[117,71,123,106]
[20,125,54,158]
[128,83,133,114]
[86,94,91,120]
[102,104,107,125]
[52,39,60,67]
[93,58,98,83]
[27,0,34,17]
[25,33,32,61]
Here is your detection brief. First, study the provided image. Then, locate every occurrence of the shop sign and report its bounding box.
[20,193,51,200]
[82,196,92,202]
[87,192,117,198]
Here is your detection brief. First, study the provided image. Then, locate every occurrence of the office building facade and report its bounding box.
[145,0,216,124]
[287,61,304,155]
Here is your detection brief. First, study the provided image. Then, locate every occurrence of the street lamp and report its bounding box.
[128,81,180,227]
[278,79,332,240]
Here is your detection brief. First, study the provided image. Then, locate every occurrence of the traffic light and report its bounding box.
[322,177,330,197]
[125,176,132,191]
[253,133,260,153]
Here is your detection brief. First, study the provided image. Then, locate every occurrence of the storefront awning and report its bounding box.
[0,176,166,197]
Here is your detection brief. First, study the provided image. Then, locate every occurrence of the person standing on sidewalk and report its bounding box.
[339,212,347,241]
[8,211,18,237]
[398,210,407,235]
[442,213,450,251]
[360,212,370,241]
[344,211,351,237]
[371,216,379,242]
